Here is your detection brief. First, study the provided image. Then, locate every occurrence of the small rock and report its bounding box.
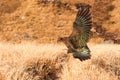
[57,23,64,27]
[91,27,96,32]
[14,33,20,37]
[24,34,30,39]
[21,16,25,20]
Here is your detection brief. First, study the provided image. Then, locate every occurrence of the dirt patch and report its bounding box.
[0,0,120,44]
[0,0,21,14]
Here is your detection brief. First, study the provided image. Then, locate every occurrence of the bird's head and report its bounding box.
[57,37,67,43]
[75,3,91,9]
[72,47,91,61]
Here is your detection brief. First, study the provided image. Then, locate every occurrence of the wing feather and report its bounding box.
[69,7,92,48]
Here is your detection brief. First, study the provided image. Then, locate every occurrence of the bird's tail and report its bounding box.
[77,52,91,61]
[72,46,91,61]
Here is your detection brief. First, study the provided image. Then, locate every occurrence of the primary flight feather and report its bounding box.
[58,5,92,61]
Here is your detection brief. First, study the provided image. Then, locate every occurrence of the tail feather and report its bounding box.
[73,52,91,61]
[77,53,91,61]
[72,46,91,61]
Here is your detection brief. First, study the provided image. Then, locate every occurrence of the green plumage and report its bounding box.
[69,7,91,48]
[58,5,92,61]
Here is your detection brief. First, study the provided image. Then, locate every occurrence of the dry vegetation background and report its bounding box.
[0,43,120,80]
[0,0,120,80]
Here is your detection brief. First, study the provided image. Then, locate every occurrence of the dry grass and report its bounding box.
[0,1,120,80]
[0,42,120,80]
[61,44,120,80]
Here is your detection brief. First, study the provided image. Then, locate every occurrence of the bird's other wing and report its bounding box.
[69,6,92,47]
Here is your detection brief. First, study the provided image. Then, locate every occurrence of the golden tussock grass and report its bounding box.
[0,42,120,80]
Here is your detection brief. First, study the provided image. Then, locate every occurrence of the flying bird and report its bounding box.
[58,5,92,61]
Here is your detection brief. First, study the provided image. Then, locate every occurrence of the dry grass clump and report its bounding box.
[0,42,120,80]
[61,44,120,80]
[0,42,68,80]
[91,44,120,80]
[8,59,61,80]
[92,52,120,80]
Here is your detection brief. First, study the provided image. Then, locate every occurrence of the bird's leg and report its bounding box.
[67,49,71,54]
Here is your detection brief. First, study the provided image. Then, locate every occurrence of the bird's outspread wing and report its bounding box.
[58,5,92,61]
[69,7,92,48]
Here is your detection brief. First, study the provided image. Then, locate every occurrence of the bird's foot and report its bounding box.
[67,50,72,54]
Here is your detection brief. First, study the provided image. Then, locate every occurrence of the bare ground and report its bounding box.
[0,0,120,43]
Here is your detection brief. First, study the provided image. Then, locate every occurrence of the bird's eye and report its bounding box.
[58,37,64,42]
[74,22,77,26]
[75,4,82,9]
